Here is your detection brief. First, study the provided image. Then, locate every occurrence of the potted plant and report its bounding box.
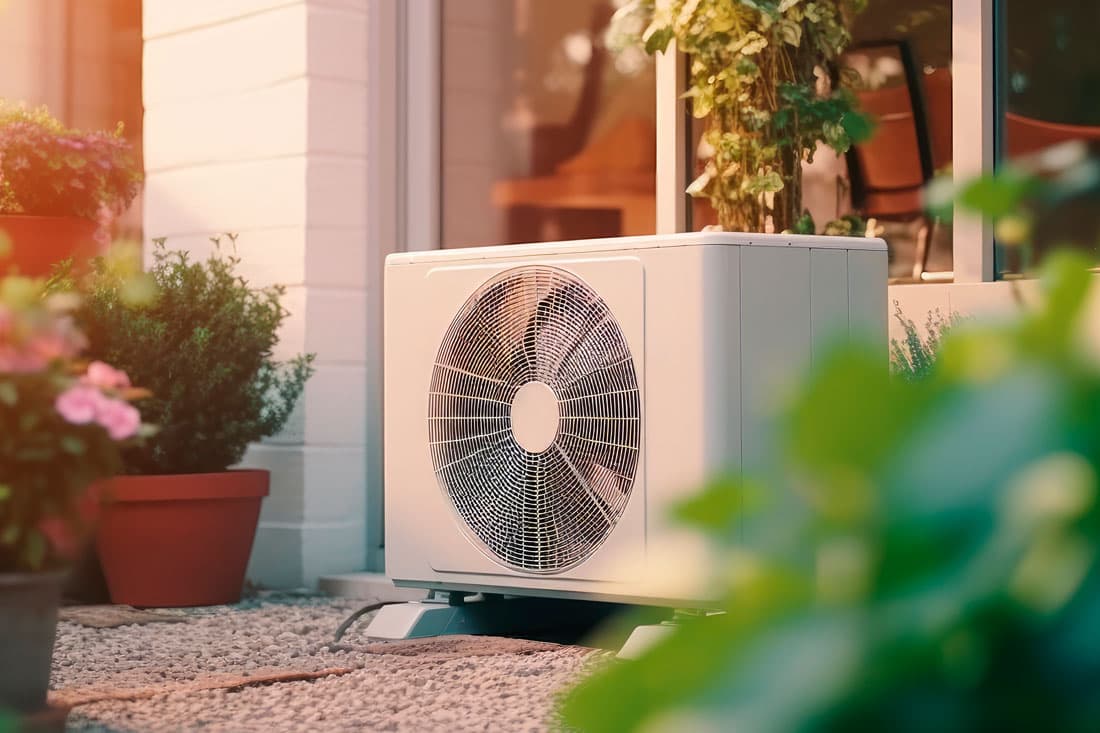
[0,268,144,712]
[609,0,871,234]
[79,237,314,607]
[0,102,141,277]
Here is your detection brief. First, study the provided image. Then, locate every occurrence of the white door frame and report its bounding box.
[951,0,996,282]
[400,0,441,253]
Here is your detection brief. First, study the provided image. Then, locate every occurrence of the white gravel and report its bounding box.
[52,594,603,732]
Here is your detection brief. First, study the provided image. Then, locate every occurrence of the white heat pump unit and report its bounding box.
[384,232,886,606]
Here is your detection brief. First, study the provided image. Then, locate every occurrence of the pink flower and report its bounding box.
[24,316,86,364]
[0,349,41,373]
[82,361,131,390]
[55,386,104,424]
[54,383,105,422]
[26,332,75,363]
[95,398,140,440]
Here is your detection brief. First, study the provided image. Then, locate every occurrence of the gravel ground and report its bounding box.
[51,594,602,732]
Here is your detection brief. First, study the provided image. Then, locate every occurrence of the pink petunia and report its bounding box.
[0,347,45,374]
[82,361,131,390]
[95,398,141,441]
[55,386,104,425]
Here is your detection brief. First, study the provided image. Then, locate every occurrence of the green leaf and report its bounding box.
[0,381,16,406]
[822,119,849,151]
[839,66,863,89]
[60,435,86,455]
[643,25,674,54]
[690,90,714,119]
[686,170,713,198]
[672,476,766,536]
[958,170,1043,219]
[840,110,875,144]
[0,484,10,501]
[735,56,760,77]
[778,19,802,46]
[788,345,926,476]
[23,531,46,570]
[742,171,785,194]
[795,211,816,235]
[738,31,769,56]
[0,708,20,733]
[1016,251,1094,357]
[676,0,702,27]
[823,217,854,236]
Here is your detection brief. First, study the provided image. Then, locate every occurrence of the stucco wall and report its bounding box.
[142,0,376,588]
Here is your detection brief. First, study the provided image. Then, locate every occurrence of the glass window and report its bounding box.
[845,1,952,280]
[0,0,143,237]
[440,0,656,248]
[997,0,1100,276]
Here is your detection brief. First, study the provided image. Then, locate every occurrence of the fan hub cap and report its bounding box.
[510,381,560,453]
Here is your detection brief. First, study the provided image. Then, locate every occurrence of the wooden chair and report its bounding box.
[845,40,938,279]
[502,3,625,243]
[1004,112,1100,158]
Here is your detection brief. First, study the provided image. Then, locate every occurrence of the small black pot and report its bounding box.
[0,572,63,713]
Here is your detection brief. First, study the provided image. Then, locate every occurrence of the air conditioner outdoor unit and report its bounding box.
[384,232,886,608]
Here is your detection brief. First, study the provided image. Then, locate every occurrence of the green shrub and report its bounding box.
[79,236,314,474]
[889,302,963,382]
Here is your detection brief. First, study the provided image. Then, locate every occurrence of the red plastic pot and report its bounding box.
[96,470,269,608]
[0,214,101,277]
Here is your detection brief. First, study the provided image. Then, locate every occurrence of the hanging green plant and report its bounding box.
[611,0,872,233]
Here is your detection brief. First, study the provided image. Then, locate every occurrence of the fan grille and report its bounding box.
[428,266,640,573]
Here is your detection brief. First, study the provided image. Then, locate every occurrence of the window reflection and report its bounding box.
[441,0,656,249]
[848,1,952,279]
[998,0,1100,275]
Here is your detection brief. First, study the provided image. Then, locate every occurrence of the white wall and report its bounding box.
[889,277,1100,358]
[142,0,378,588]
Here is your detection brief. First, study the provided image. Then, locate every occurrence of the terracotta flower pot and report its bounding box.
[96,470,269,608]
[0,214,101,278]
[0,571,64,713]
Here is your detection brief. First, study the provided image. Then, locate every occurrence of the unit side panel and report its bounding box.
[810,249,850,364]
[739,246,811,472]
[848,250,889,350]
[700,245,740,480]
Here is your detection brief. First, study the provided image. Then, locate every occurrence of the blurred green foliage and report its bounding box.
[560,151,1100,731]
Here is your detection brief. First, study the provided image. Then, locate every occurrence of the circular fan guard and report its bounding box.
[428,266,640,573]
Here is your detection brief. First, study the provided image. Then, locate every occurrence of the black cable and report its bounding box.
[332,600,406,642]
